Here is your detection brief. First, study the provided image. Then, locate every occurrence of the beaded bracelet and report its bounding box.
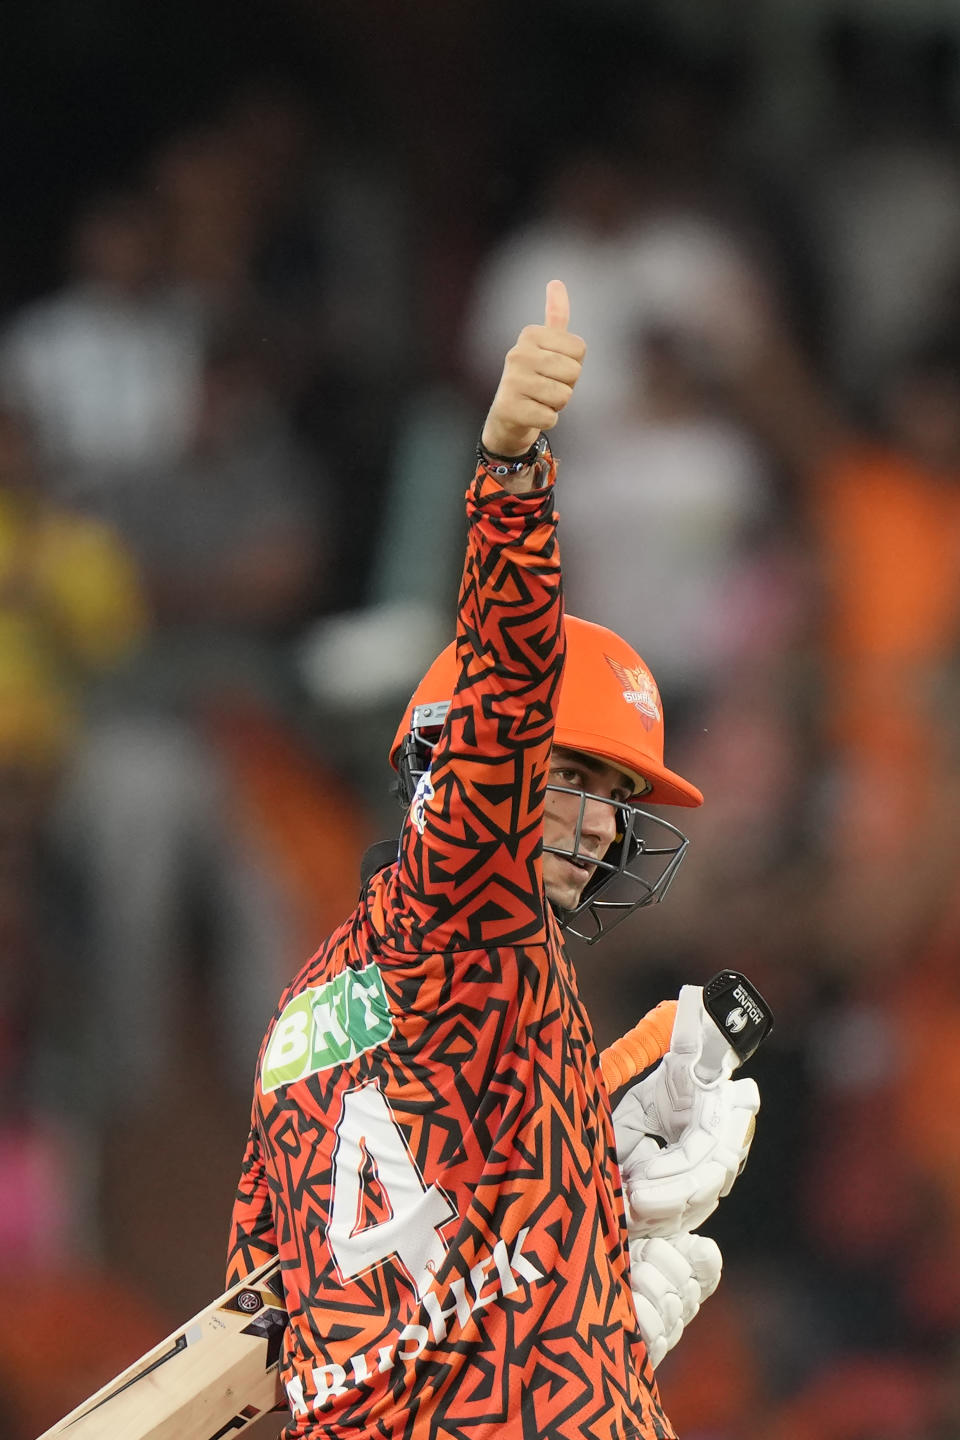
[476,432,549,476]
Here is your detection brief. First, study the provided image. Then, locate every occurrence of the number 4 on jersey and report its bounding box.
[328,1082,458,1298]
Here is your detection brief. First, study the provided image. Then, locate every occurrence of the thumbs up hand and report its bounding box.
[480,279,586,460]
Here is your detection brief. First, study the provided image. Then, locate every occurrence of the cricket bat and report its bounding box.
[37,1256,287,1439]
[39,973,771,1439]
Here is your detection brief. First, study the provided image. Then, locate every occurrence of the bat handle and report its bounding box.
[600,1000,676,1092]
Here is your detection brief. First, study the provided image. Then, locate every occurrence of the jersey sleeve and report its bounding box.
[390,450,564,952]
[226,1108,278,1286]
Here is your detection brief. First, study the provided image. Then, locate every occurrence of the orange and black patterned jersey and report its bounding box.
[227,454,676,1440]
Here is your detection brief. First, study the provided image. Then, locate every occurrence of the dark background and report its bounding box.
[2,3,960,1437]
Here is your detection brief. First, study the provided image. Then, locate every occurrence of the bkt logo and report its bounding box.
[725,1006,749,1034]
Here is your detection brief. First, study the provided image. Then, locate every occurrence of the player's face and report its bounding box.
[542,747,635,910]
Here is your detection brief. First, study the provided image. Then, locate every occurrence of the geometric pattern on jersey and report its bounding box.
[228,460,676,1440]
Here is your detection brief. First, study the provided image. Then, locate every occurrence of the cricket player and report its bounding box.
[228,282,760,1439]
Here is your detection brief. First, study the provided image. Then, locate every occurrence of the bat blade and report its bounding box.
[38,1258,288,1440]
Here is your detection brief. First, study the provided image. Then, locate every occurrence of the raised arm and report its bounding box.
[388,283,585,953]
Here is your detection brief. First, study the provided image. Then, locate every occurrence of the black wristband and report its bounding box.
[477,432,549,475]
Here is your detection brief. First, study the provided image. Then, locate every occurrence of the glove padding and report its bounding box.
[614,984,760,1237]
[629,1232,722,1369]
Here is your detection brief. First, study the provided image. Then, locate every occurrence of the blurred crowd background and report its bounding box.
[3,1,960,1435]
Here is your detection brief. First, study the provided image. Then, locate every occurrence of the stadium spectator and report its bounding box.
[0,188,204,501]
[0,404,147,1317]
[53,320,345,1110]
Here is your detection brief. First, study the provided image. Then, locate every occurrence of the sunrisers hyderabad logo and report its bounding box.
[604,655,662,731]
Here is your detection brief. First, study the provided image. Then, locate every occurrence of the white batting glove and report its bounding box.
[629,1232,722,1369]
[614,985,760,1237]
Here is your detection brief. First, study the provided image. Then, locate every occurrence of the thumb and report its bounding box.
[668,984,704,1060]
[545,278,569,332]
[673,983,738,1084]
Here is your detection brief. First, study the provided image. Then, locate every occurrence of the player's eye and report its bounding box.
[552,766,583,787]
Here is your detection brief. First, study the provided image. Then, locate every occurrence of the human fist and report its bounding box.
[614,984,760,1237]
[629,1232,722,1369]
[480,279,586,458]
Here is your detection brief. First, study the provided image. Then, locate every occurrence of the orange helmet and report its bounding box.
[390,613,703,808]
[389,616,702,942]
